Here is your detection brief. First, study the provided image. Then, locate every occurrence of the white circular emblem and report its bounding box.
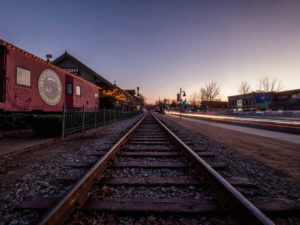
[38,69,62,105]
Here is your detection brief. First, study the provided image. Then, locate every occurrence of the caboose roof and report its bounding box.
[0,39,101,90]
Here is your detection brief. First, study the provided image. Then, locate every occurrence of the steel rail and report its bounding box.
[38,114,146,225]
[152,113,275,225]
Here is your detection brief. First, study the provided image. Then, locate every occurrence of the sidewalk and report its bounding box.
[0,138,52,156]
[0,130,52,156]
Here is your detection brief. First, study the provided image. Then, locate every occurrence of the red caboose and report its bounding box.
[0,39,100,117]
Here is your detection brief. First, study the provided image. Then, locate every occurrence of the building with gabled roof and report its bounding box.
[52,51,112,87]
[52,51,140,109]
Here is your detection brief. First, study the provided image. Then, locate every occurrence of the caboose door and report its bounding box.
[0,44,5,102]
[65,74,74,108]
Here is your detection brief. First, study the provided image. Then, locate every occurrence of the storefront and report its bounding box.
[228,92,273,112]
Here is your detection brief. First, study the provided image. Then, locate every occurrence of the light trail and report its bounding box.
[166,111,300,129]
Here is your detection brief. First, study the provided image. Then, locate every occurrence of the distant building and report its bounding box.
[125,89,143,103]
[228,92,273,112]
[271,89,300,110]
[124,89,136,97]
[228,89,300,112]
[200,101,228,111]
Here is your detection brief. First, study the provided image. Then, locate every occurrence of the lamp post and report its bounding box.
[178,88,186,119]
[136,87,140,111]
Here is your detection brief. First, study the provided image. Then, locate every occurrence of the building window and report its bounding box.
[66,83,73,95]
[237,99,243,108]
[249,98,252,106]
[16,66,31,87]
[76,85,81,96]
[292,93,300,100]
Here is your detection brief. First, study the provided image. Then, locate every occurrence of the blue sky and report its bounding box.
[1,0,300,103]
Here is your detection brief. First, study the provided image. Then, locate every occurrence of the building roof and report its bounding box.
[124,89,136,97]
[275,89,300,95]
[228,91,274,99]
[52,51,112,87]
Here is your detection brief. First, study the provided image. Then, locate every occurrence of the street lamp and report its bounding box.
[177,88,186,119]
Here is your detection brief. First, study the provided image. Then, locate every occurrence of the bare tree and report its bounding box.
[199,88,206,102]
[200,81,221,101]
[162,98,170,105]
[170,100,177,108]
[138,94,146,106]
[258,77,282,92]
[189,91,199,110]
[238,81,251,95]
[189,91,198,105]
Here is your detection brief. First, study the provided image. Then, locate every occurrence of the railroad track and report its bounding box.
[19,112,283,224]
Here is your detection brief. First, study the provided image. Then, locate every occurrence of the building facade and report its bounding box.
[270,89,300,110]
[228,92,273,112]
[200,101,228,111]
[52,52,139,110]
[52,52,112,88]
[229,89,300,112]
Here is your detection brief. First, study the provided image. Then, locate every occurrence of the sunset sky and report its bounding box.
[1,0,300,103]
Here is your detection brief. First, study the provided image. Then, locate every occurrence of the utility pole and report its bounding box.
[180,88,182,119]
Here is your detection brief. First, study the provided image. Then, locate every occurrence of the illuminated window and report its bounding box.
[66,83,73,95]
[237,99,242,107]
[16,66,31,87]
[76,85,81,96]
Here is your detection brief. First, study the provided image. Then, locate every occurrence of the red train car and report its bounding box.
[0,39,100,116]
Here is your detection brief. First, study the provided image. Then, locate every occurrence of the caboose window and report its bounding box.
[66,83,73,95]
[16,66,31,87]
[76,85,81,96]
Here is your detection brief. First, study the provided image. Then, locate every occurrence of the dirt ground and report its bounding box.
[164,115,300,182]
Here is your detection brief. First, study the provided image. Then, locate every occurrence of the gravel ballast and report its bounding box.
[157,114,300,201]
[1,112,299,224]
[0,115,143,225]
[157,114,300,224]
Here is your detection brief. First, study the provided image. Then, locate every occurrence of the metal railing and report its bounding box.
[61,105,141,138]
